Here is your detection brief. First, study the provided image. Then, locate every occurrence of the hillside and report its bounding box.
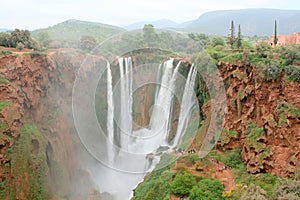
[182,8,300,36]
[31,19,125,42]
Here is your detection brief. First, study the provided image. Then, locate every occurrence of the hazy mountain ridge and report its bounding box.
[182,8,300,36]
[31,19,125,41]
[124,8,300,36]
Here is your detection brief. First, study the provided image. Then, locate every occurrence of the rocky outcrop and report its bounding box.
[215,61,300,177]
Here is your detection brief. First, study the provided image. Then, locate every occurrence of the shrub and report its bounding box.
[170,172,197,196]
[189,179,225,200]
[240,184,267,200]
[284,65,300,82]
[16,42,24,51]
[272,179,300,200]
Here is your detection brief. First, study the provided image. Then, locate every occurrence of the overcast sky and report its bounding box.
[1,0,300,30]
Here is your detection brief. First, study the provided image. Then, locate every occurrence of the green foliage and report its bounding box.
[211,37,225,47]
[236,24,242,49]
[132,154,176,200]
[36,31,51,48]
[16,42,24,51]
[0,29,38,49]
[240,184,267,200]
[188,33,210,46]
[170,172,197,195]
[233,164,278,197]
[4,124,47,200]
[227,20,236,49]
[244,122,265,152]
[284,65,300,82]
[31,19,124,43]
[221,53,242,63]
[280,45,300,65]
[220,129,238,146]
[0,101,11,111]
[0,50,12,55]
[209,148,243,169]
[80,35,97,51]
[255,42,272,58]
[273,179,300,200]
[189,179,225,200]
[132,167,173,200]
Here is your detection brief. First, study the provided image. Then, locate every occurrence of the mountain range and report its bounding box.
[2,8,300,41]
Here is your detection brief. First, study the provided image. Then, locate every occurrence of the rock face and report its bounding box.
[0,52,88,199]
[0,52,299,198]
[215,61,300,177]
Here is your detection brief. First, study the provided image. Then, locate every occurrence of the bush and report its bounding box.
[240,184,267,200]
[189,179,225,200]
[170,172,197,196]
[0,50,12,55]
[16,42,24,51]
[284,65,300,82]
[272,179,300,200]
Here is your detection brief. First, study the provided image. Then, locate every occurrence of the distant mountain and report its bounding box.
[0,28,10,33]
[182,9,300,36]
[31,19,125,41]
[125,19,179,30]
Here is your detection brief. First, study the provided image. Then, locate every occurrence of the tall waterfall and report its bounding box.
[105,57,197,199]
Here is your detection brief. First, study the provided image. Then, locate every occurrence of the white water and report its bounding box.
[104,57,197,199]
[172,64,197,147]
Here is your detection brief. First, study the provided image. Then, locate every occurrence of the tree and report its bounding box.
[211,37,225,47]
[227,20,236,49]
[37,31,51,48]
[143,24,159,47]
[9,29,38,49]
[236,24,242,49]
[189,179,225,200]
[0,32,12,47]
[170,172,196,196]
[80,35,97,51]
[274,20,278,46]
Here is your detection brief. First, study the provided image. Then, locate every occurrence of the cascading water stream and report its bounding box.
[104,57,198,199]
[172,64,197,147]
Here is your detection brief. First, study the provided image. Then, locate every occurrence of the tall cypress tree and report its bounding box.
[227,20,235,49]
[237,24,242,49]
[274,20,278,46]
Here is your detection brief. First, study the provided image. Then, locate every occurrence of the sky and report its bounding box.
[1,0,300,30]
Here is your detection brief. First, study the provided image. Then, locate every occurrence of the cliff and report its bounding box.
[202,61,299,178]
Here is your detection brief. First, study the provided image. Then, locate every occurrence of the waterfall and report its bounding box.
[117,57,133,151]
[172,64,197,147]
[107,62,114,165]
[149,58,175,136]
[104,57,198,199]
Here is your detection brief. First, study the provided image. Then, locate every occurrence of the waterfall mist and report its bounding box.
[73,56,199,200]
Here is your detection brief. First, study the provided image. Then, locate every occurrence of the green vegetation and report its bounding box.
[244,122,265,152]
[220,129,238,146]
[209,148,243,169]
[31,19,125,47]
[189,179,225,200]
[132,157,174,200]
[0,29,39,49]
[3,124,47,200]
[170,172,197,195]
[0,50,12,55]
